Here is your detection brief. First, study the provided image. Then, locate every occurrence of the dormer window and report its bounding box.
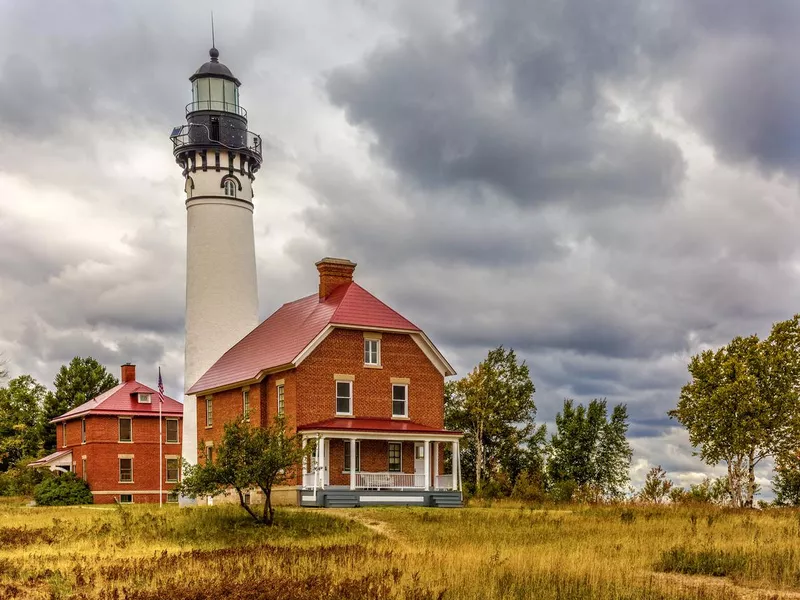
[138,393,152,404]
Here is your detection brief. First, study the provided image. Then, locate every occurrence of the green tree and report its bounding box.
[178,416,310,525]
[43,357,118,450]
[773,453,800,506]
[669,317,800,508]
[444,347,541,494]
[639,465,673,504]
[0,375,48,470]
[34,472,93,505]
[548,398,632,501]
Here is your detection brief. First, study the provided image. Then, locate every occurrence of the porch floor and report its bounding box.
[300,488,462,508]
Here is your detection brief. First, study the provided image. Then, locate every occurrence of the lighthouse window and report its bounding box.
[224,179,237,198]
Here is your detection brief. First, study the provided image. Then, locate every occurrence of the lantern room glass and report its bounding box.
[191,76,240,114]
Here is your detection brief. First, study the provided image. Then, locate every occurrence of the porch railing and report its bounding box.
[435,475,453,490]
[355,472,425,490]
[302,472,317,488]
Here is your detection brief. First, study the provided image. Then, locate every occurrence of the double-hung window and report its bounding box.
[62,422,67,447]
[119,418,132,442]
[392,384,408,418]
[119,458,133,482]
[277,384,285,415]
[166,458,180,482]
[364,338,380,366]
[166,418,179,443]
[343,441,361,473]
[206,397,213,427]
[205,445,213,464]
[242,389,249,417]
[81,418,86,443]
[336,381,352,416]
[388,442,402,472]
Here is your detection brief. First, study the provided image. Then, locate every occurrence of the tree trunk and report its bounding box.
[235,488,260,523]
[727,461,740,508]
[746,450,756,508]
[475,421,484,493]
[263,488,275,526]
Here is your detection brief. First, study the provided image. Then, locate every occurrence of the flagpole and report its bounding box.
[159,367,163,508]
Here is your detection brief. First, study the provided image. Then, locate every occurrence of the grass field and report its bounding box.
[2,498,800,599]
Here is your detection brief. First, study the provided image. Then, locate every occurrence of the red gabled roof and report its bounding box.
[51,381,183,423]
[297,417,461,436]
[188,282,421,394]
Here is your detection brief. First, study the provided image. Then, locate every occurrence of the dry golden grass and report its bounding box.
[2,498,800,599]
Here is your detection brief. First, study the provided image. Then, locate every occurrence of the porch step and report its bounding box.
[430,493,462,508]
[323,493,358,508]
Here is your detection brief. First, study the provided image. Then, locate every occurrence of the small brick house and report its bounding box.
[32,364,183,505]
[187,258,463,507]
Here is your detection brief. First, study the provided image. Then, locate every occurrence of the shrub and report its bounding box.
[511,470,546,503]
[0,457,48,496]
[34,472,93,505]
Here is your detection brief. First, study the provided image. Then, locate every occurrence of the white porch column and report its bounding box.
[349,438,357,490]
[433,441,439,489]
[313,437,319,494]
[317,437,327,490]
[302,437,308,478]
[452,440,460,491]
[424,439,431,491]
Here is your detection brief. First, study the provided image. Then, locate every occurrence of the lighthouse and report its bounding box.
[170,47,262,479]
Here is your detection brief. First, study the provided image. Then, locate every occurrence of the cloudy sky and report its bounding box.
[1,0,799,493]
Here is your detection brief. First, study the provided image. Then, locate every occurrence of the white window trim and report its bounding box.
[165,418,179,444]
[277,384,285,415]
[206,396,213,428]
[81,418,86,444]
[364,338,381,367]
[62,422,67,448]
[335,380,353,416]
[343,441,361,473]
[165,457,180,483]
[119,457,134,484]
[119,494,134,504]
[392,384,409,418]
[118,417,133,443]
[242,389,250,418]
[388,442,403,473]
[82,457,87,482]
[137,393,152,404]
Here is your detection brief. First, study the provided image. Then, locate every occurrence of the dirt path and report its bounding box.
[328,509,407,547]
[652,571,800,599]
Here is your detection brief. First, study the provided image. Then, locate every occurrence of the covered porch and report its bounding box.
[297,419,462,508]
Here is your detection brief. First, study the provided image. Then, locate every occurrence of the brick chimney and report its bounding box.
[121,363,136,383]
[316,258,357,299]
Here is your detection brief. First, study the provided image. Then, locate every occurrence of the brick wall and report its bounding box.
[296,329,444,427]
[58,414,182,504]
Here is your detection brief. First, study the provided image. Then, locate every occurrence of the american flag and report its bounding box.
[157,367,165,403]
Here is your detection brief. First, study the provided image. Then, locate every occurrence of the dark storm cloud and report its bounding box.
[326,0,686,209]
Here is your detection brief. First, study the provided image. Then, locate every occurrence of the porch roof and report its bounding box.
[298,417,461,437]
[28,449,72,469]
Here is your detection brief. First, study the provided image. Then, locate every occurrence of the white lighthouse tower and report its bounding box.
[170,47,261,479]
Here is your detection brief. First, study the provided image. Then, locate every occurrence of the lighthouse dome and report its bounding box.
[190,47,241,85]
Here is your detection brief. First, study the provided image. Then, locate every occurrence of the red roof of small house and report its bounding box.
[297,417,461,436]
[188,282,428,395]
[51,380,183,423]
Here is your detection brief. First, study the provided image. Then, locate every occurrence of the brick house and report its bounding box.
[187,258,463,507]
[32,364,183,504]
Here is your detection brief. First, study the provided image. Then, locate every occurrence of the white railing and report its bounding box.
[435,475,453,490]
[355,472,426,490]
[302,472,317,488]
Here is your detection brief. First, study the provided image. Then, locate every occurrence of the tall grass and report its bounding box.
[2,501,799,599]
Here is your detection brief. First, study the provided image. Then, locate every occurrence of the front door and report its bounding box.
[414,442,425,487]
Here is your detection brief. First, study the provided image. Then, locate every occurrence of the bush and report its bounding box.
[0,457,48,496]
[548,480,577,503]
[511,470,546,503]
[33,472,93,505]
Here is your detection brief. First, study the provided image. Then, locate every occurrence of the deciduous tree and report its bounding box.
[178,416,310,525]
[548,398,632,500]
[669,316,800,508]
[43,357,118,450]
[0,375,48,470]
[445,347,541,494]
